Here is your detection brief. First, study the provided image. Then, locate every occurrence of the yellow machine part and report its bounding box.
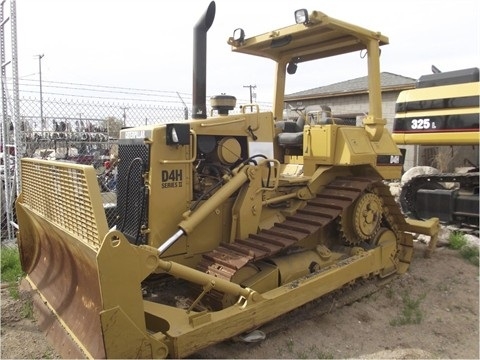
[17,159,109,358]
[16,157,436,358]
[393,82,480,145]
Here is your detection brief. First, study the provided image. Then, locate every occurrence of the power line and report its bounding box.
[16,77,192,96]
[17,82,191,99]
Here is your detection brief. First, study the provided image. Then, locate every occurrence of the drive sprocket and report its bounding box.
[340,192,383,245]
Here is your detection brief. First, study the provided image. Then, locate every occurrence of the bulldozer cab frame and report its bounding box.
[229,9,389,141]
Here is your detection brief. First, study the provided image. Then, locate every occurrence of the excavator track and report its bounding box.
[197,176,412,308]
[400,172,479,222]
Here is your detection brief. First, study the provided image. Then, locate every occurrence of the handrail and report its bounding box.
[159,130,197,164]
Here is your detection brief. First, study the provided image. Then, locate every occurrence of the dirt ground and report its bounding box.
[1,238,479,359]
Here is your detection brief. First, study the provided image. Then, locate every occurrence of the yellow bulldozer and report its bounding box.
[16,2,439,358]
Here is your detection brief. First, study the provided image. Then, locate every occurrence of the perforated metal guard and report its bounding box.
[116,142,150,244]
[20,158,108,250]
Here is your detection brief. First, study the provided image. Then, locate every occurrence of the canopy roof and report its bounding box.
[229,11,388,64]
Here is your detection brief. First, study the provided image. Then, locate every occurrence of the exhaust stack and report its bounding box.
[192,1,216,119]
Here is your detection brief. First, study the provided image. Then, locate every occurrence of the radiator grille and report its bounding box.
[20,158,108,251]
[116,142,150,244]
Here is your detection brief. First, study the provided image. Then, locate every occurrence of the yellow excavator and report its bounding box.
[393,67,479,226]
[16,2,439,358]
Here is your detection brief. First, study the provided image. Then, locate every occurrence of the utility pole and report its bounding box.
[120,107,129,127]
[243,84,256,104]
[36,54,44,136]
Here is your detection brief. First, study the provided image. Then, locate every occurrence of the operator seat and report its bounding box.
[276,105,332,147]
[276,114,305,147]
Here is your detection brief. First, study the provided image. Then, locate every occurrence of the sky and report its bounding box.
[6,0,480,105]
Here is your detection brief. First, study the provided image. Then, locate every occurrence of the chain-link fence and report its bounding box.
[1,96,189,241]
[1,94,272,241]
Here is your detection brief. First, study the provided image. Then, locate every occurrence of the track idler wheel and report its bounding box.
[340,192,383,245]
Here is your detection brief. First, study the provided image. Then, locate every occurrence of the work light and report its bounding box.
[295,9,308,24]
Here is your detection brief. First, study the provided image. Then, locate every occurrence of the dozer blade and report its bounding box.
[16,158,110,359]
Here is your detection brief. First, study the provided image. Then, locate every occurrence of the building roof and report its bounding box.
[285,72,416,100]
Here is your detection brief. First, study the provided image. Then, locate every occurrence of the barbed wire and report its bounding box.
[5,77,273,108]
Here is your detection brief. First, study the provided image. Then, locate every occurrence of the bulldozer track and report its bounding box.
[197,176,412,295]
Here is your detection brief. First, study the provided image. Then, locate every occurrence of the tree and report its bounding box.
[104,116,123,139]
